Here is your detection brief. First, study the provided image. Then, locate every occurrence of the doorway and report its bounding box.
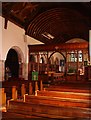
[5,49,19,79]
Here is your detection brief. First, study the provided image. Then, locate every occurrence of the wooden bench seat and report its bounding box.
[25,95,90,108]
[37,90,91,100]
[7,100,91,119]
[4,82,91,119]
[45,86,90,93]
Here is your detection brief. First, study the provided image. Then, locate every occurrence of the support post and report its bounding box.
[35,81,38,96]
[2,88,6,107]
[40,80,43,91]
[21,84,26,97]
[65,51,68,81]
[77,50,79,80]
[29,82,32,95]
[12,86,17,100]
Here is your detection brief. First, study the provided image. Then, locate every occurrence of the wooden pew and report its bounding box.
[0,88,6,107]
[12,86,17,100]
[6,84,91,119]
[25,94,90,108]
[3,81,91,119]
[21,84,26,97]
[2,80,29,98]
[3,83,27,101]
[7,99,91,119]
[37,90,91,100]
[45,85,90,93]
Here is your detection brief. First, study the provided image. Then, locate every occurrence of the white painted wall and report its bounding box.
[2,17,26,61]
[1,16,43,80]
[27,35,44,45]
[0,16,2,60]
[2,17,44,61]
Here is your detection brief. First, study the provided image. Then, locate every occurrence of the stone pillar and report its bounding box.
[0,60,5,81]
[23,35,29,80]
[22,63,28,80]
[25,63,28,80]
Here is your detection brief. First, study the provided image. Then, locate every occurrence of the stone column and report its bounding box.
[20,34,29,80]
[22,62,28,80]
[0,60,5,81]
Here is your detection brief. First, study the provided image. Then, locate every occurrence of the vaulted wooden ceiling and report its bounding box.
[2,2,91,44]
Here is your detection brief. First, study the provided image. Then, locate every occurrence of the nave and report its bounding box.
[1,2,91,120]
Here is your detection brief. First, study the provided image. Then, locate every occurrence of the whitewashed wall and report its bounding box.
[0,16,2,60]
[0,16,43,81]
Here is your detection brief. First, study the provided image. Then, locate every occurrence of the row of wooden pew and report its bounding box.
[1,80,91,119]
[1,79,43,104]
[4,85,91,119]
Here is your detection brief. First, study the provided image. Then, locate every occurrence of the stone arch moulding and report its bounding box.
[11,46,24,63]
[5,46,24,79]
[12,46,25,79]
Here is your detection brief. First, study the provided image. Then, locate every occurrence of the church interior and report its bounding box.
[0,2,91,120]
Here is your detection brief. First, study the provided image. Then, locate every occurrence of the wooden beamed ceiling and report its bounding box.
[2,2,91,44]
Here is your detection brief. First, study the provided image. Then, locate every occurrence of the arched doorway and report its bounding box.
[5,49,19,79]
[48,51,66,73]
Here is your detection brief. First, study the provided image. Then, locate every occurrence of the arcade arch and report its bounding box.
[5,46,24,80]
